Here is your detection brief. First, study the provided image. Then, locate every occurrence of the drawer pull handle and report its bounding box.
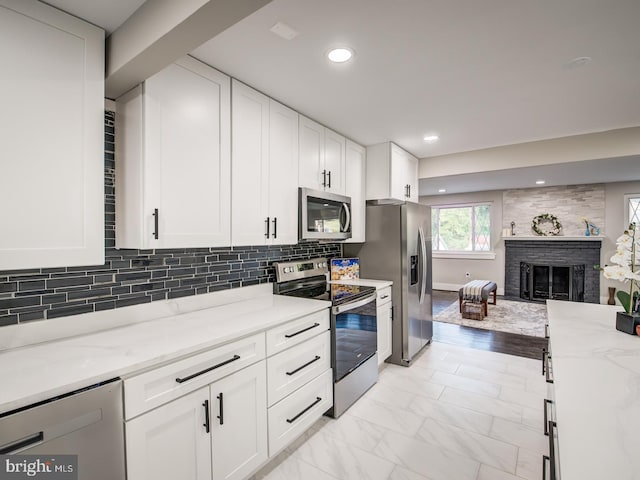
[544,353,554,384]
[543,399,553,436]
[548,421,557,480]
[544,323,550,339]
[284,323,320,338]
[286,356,321,376]
[217,392,224,425]
[175,355,241,383]
[542,455,550,480]
[203,400,210,433]
[0,432,44,455]
[541,348,546,376]
[286,397,322,424]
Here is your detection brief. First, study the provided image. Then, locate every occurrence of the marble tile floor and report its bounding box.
[251,341,548,480]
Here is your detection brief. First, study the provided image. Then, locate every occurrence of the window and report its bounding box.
[626,194,640,227]
[432,203,491,252]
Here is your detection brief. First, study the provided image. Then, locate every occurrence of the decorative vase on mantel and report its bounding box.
[615,311,640,335]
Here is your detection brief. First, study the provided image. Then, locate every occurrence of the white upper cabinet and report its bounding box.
[116,57,231,249]
[344,140,366,243]
[366,142,420,203]
[231,80,298,246]
[298,116,346,194]
[0,0,104,269]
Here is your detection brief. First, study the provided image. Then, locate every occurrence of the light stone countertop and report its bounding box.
[329,278,393,289]
[546,300,638,480]
[0,292,329,415]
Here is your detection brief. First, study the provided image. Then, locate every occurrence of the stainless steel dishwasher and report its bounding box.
[0,378,125,480]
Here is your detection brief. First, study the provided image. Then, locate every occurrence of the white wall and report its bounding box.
[602,181,640,303]
[421,190,505,294]
[421,180,640,303]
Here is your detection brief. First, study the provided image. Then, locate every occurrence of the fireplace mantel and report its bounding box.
[503,236,604,242]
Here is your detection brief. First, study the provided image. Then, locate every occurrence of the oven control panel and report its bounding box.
[274,258,328,282]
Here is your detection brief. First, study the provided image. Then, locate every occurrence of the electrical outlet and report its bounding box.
[465,272,471,278]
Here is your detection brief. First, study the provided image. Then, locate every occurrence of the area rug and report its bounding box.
[433,299,547,337]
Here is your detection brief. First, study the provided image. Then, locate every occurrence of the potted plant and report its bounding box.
[602,223,640,334]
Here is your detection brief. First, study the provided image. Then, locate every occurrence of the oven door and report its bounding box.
[331,293,377,381]
[299,187,352,241]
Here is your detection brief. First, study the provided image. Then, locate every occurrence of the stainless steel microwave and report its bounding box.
[299,188,352,241]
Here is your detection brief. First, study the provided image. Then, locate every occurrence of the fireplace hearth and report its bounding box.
[505,239,601,304]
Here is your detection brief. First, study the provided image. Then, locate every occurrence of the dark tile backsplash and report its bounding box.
[0,111,341,326]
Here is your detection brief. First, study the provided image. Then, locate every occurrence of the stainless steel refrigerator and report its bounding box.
[344,201,432,366]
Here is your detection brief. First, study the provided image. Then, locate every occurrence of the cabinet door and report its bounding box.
[377,302,393,366]
[268,99,299,245]
[0,1,104,269]
[406,152,419,203]
[231,80,269,246]
[126,387,212,480]
[390,143,410,201]
[344,140,366,243]
[210,362,267,480]
[324,128,346,194]
[298,116,325,191]
[144,57,231,248]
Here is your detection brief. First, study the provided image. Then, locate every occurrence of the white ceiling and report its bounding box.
[39,0,640,194]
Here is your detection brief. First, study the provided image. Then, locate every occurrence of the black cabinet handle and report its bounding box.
[322,170,327,187]
[548,421,557,480]
[545,353,554,384]
[175,355,241,383]
[0,432,44,455]
[217,392,224,425]
[203,400,210,433]
[286,397,322,424]
[152,208,159,239]
[265,217,270,239]
[284,323,320,338]
[541,348,546,376]
[542,455,550,480]
[286,356,321,376]
[408,185,411,197]
[543,399,552,435]
[327,170,331,189]
[272,217,277,239]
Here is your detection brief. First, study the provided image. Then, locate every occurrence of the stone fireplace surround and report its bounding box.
[504,238,602,304]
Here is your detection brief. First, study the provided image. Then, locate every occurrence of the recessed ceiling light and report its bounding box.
[438,188,447,193]
[536,180,546,185]
[327,47,354,63]
[269,22,299,40]
[423,135,439,143]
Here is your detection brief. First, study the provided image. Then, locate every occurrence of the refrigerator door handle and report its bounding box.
[418,226,428,304]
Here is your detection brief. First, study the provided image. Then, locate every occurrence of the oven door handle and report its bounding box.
[332,293,376,315]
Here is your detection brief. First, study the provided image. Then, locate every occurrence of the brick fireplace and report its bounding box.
[504,239,602,304]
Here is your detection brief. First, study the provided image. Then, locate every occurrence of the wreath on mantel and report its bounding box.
[532,213,562,236]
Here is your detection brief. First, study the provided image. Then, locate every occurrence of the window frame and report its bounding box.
[431,202,495,259]
[624,193,640,228]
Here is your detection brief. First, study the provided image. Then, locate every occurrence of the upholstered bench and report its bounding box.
[458,281,497,317]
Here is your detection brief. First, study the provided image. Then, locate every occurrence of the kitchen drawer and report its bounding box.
[267,331,331,406]
[267,368,332,457]
[266,310,329,356]
[123,332,265,419]
[377,286,392,306]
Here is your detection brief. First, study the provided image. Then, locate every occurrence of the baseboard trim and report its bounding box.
[433,282,505,296]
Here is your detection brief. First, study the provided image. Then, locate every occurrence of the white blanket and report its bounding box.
[463,280,492,302]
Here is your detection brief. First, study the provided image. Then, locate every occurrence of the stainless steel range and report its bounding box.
[273,258,378,417]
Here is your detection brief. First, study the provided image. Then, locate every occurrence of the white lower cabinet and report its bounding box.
[210,362,267,480]
[124,309,331,480]
[126,387,212,480]
[376,287,393,366]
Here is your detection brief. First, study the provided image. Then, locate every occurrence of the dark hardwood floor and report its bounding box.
[431,290,548,360]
